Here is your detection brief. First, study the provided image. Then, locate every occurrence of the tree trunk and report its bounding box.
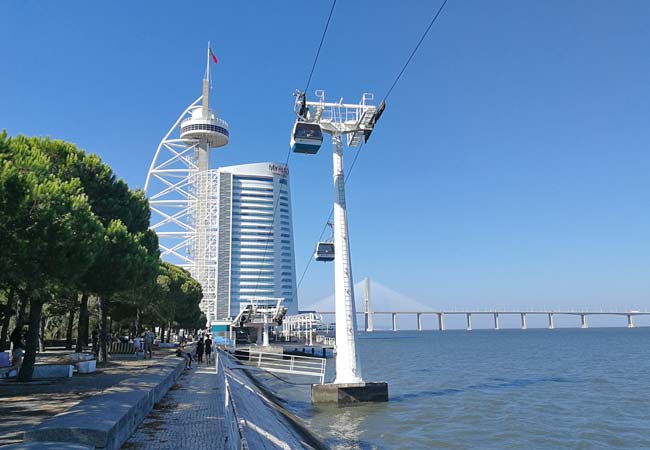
[38,315,46,352]
[75,292,89,352]
[0,288,16,352]
[98,296,110,362]
[18,297,44,382]
[160,323,166,345]
[65,308,75,350]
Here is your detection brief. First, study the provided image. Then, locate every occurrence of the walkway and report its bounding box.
[0,348,178,447]
[122,362,227,450]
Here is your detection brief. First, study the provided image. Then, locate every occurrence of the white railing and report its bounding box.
[217,352,249,450]
[242,350,326,384]
[315,335,336,346]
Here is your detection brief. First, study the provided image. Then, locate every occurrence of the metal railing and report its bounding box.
[242,349,326,384]
[315,335,336,346]
[217,352,249,450]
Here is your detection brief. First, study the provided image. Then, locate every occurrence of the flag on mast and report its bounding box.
[210,48,218,64]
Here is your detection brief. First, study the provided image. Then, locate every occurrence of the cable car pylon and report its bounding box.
[291,90,388,405]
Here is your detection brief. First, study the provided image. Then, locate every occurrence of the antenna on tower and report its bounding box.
[202,42,211,119]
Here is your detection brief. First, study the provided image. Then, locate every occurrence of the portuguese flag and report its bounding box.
[210,48,218,64]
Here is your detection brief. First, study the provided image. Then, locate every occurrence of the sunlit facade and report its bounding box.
[214,162,299,320]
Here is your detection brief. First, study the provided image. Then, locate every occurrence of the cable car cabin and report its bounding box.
[314,242,335,262]
[291,122,323,154]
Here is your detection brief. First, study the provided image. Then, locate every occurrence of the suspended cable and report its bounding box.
[382,0,450,103]
[250,1,338,299]
[304,0,337,94]
[297,0,451,290]
[297,142,364,289]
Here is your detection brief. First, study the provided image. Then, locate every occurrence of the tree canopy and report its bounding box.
[0,132,204,379]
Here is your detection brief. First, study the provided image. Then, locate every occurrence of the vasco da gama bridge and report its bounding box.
[317,309,649,332]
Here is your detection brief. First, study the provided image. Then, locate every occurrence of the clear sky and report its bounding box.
[2,1,649,310]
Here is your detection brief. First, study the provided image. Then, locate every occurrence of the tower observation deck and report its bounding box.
[145,43,229,322]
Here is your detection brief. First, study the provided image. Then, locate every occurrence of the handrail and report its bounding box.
[217,352,249,450]
[242,349,326,384]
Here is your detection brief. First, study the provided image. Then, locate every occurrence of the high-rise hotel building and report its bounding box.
[213,162,299,320]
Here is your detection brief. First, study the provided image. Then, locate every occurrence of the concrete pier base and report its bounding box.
[311,382,388,406]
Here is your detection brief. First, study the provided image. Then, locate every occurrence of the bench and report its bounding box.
[109,342,145,360]
[109,342,135,354]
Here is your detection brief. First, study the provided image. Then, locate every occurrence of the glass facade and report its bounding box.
[214,162,298,320]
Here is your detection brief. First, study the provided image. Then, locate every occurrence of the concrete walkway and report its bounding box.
[122,362,227,450]
[0,348,179,447]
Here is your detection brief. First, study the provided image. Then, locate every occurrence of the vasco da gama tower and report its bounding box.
[144,45,298,328]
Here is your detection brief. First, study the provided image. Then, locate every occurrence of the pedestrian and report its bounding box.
[196,337,204,364]
[144,328,154,359]
[204,334,213,364]
[9,327,25,368]
[133,335,142,354]
[176,344,193,369]
[91,328,99,357]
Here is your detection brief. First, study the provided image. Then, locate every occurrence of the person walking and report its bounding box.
[196,337,205,364]
[143,328,154,359]
[204,335,213,364]
[133,335,142,355]
[91,328,99,358]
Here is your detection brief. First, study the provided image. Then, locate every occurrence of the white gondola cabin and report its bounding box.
[291,122,323,154]
[314,242,335,262]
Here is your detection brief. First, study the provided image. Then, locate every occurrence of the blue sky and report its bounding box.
[2,1,649,310]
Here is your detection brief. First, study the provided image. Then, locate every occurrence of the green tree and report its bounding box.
[88,221,158,361]
[151,262,205,340]
[20,135,160,360]
[0,133,102,380]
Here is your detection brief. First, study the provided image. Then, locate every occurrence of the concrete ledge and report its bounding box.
[23,354,187,450]
[32,364,74,379]
[311,382,389,406]
[69,353,95,363]
[75,360,96,374]
[1,442,93,449]
[157,342,177,348]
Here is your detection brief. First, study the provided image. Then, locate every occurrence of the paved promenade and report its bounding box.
[0,347,178,447]
[122,362,227,450]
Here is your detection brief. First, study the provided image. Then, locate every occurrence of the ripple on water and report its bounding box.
[266,329,650,449]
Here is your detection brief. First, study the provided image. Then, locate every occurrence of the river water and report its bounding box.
[259,328,650,449]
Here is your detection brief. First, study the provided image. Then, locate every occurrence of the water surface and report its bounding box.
[260,328,650,449]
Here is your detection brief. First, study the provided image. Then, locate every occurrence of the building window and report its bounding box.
[236,176,273,183]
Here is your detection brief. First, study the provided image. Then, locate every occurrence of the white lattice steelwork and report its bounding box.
[145,44,229,321]
[294,90,383,384]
